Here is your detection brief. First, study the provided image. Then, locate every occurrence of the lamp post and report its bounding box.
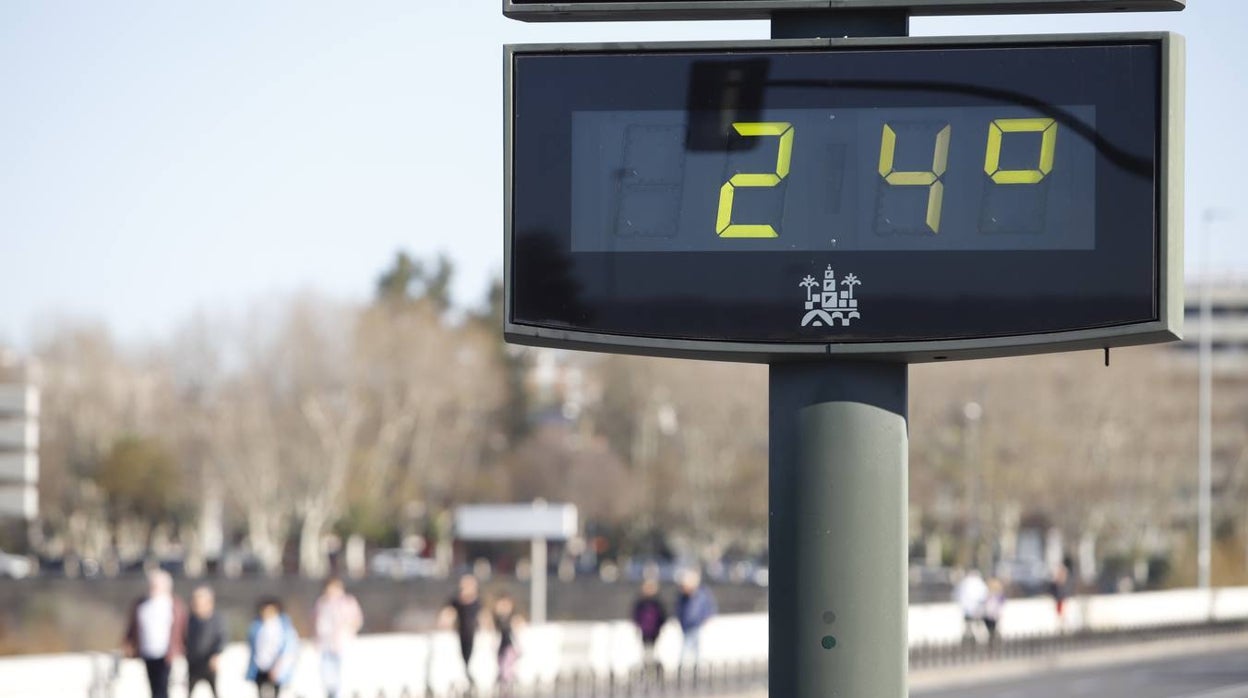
[1198,208,1231,589]
[963,401,984,571]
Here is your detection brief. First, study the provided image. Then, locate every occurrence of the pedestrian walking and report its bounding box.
[954,569,989,646]
[632,579,668,682]
[123,569,188,698]
[983,577,1006,647]
[1050,561,1072,625]
[185,585,226,698]
[314,576,363,698]
[247,597,300,698]
[491,592,524,696]
[438,574,484,687]
[675,569,716,670]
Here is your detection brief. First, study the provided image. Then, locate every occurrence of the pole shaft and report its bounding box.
[768,12,910,697]
[771,9,909,39]
[1198,220,1213,589]
[770,361,909,698]
[532,537,547,624]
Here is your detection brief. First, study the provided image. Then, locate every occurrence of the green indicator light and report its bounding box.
[821,636,837,650]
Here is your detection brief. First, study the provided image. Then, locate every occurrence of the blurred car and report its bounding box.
[120,555,187,578]
[707,557,769,586]
[908,564,955,603]
[370,549,438,580]
[996,557,1051,596]
[220,549,268,578]
[0,550,33,579]
[624,558,679,584]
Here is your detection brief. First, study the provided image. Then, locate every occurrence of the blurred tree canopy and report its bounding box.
[23,251,1248,586]
[96,436,182,534]
[377,251,454,313]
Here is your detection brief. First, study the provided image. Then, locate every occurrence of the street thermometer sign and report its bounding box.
[505,34,1183,362]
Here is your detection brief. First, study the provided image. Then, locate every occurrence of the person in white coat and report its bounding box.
[954,569,989,646]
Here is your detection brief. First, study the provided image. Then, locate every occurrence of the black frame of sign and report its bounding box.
[504,34,1183,363]
[503,0,1185,22]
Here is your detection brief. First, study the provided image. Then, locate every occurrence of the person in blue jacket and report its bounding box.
[675,569,717,669]
[247,597,300,697]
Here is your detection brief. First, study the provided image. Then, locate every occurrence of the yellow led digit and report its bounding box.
[878,123,951,234]
[716,122,794,239]
[984,118,1057,184]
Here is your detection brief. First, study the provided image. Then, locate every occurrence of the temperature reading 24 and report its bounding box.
[716,117,1060,238]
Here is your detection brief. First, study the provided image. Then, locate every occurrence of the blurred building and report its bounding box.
[527,348,600,421]
[0,350,39,522]
[1173,282,1248,369]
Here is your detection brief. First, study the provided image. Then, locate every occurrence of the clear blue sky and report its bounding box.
[0,2,1243,347]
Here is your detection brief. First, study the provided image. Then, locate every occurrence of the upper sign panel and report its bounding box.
[504,0,1183,22]
[505,35,1183,362]
[455,504,579,541]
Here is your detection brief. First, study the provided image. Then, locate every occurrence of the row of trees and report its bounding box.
[909,347,1224,582]
[24,252,1248,583]
[29,253,768,576]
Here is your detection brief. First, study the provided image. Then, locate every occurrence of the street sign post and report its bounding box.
[502,9,1184,698]
[455,502,578,624]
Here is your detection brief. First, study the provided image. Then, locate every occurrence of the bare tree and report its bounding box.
[33,319,180,565]
[585,354,768,557]
[351,299,505,538]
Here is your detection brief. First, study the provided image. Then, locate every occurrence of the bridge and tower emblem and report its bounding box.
[800,265,862,328]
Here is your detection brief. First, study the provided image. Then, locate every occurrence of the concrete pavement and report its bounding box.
[711,632,1248,697]
[915,637,1248,698]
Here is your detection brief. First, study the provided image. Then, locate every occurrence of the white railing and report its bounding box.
[4,585,1247,698]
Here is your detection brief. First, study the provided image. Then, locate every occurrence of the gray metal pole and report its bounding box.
[769,13,910,698]
[532,536,548,623]
[771,9,908,38]
[1197,210,1216,590]
[770,361,909,698]
[963,401,984,571]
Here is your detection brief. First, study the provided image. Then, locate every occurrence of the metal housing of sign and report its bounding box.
[504,0,1184,22]
[504,34,1184,362]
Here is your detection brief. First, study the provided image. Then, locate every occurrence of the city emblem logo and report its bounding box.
[800,265,862,328]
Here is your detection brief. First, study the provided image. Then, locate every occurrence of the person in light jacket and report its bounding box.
[675,569,717,668]
[247,597,300,698]
[313,576,363,698]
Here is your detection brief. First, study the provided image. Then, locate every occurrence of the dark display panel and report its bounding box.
[571,105,1096,252]
[509,38,1167,349]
